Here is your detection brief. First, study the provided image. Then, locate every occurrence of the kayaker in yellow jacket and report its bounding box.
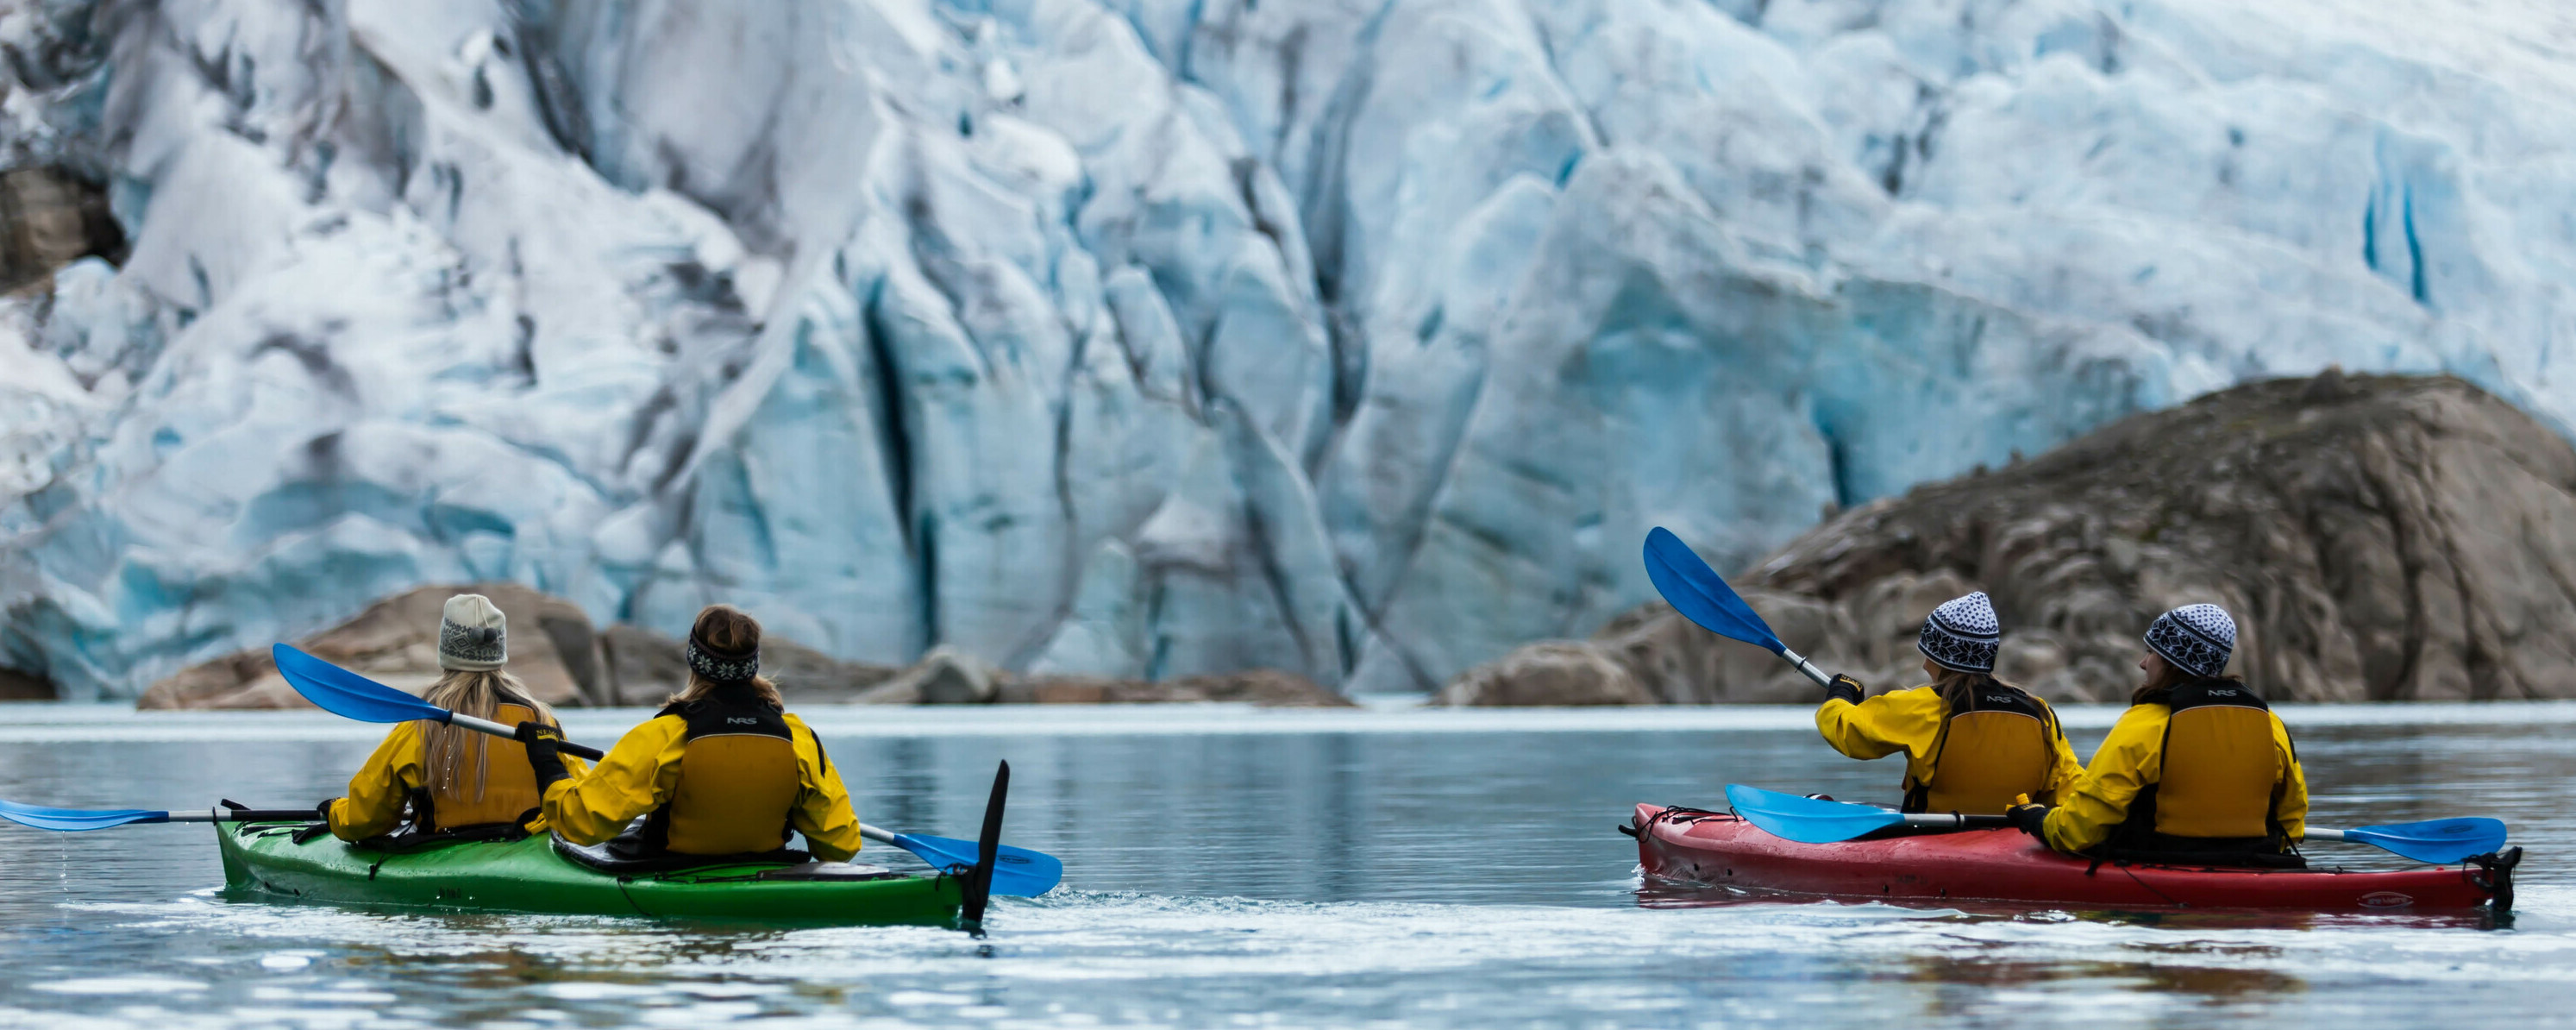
[2009,604,2309,864]
[1814,591,2083,814]
[517,605,865,862]
[323,594,585,840]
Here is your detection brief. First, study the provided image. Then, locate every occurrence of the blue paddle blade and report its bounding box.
[1644,528,1784,654]
[2340,817,2508,864]
[892,832,1064,897]
[0,800,167,832]
[273,644,446,724]
[1726,784,1907,845]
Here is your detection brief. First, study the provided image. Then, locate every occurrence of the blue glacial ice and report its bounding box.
[3,0,2573,697]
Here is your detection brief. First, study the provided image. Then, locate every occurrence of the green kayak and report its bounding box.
[216,820,964,925]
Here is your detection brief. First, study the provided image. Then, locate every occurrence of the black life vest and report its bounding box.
[1902,681,2058,815]
[2112,677,2296,848]
[641,688,805,856]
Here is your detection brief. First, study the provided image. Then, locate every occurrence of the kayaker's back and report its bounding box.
[1916,690,2059,814]
[2030,604,2310,863]
[324,594,579,841]
[1814,591,2082,815]
[524,604,868,863]
[2147,680,2290,838]
[652,692,809,855]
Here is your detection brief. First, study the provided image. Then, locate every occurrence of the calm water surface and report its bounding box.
[0,701,2566,1028]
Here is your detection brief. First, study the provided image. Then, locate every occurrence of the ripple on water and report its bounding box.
[0,713,2564,1027]
[0,885,2554,1028]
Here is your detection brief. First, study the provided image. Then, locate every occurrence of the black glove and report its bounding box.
[516,720,571,791]
[2006,801,2052,838]
[313,798,337,822]
[1824,674,1865,705]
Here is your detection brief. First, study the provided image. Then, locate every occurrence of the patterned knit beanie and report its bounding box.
[1917,592,2000,674]
[2146,603,2235,679]
[437,594,507,672]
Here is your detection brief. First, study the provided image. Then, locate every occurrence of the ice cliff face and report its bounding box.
[5,0,2576,698]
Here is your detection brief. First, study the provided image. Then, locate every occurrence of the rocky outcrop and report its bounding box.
[596,625,900,707]
[1433,643,1658,707]
[852,647,1354,707]
[145,582,1346,708]
[0,167,122,293]
[0,666,53,700]
[1000,669,1357,707]
[140,583,605,709]
[1446,373,2576,704]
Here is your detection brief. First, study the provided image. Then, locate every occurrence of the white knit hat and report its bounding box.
[1918,591,2001,674]
[437,594,507,671]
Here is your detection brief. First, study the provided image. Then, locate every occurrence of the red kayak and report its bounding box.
[1627,804,2516,914]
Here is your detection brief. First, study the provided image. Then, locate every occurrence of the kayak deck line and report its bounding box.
[214,819,968,926]
[1626,803,2519,915]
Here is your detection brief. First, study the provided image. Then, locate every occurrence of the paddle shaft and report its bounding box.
[1901,820,2448,850]
[1901,813,2012,829]
[448,712,605,762]
[176,809,323,823]
[1903,817,2395,841]
[1776,644,1833,688]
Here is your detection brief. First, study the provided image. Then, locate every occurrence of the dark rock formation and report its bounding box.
[0,666,54,700]
[1445,373,2576,703]
[141,584,605,709]
[597,625,899,706]
[0,167,123,292]
[147,587,1347,708]
[1001,669,1357,707]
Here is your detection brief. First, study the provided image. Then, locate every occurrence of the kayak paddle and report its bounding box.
[962,760,1008,935]
[1725,785,2510,864]
[1724,784,2007,843]
[2301,820,2511,864]
[0,799,317,831]
[1643,527,1831,686]
[273,644,1064,895]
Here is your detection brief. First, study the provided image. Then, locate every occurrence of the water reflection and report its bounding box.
[0,708,2560,1027]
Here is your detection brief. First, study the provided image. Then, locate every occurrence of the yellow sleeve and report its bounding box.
[329,722,425,841]
[2272,713,2308,839]
[1814,687,1945,763]
[784,715,864,862]
[2036,701,2087,806]
[539,716,686,845]
[2040,705,2170,854]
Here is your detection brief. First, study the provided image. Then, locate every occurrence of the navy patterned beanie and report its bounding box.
[2146,603,2235,679]
[1917,592,2001,674]
[686,632,759,683]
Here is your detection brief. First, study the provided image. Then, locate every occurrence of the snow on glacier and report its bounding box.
[5,0,2576,698]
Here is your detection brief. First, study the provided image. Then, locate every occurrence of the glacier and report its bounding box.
[3,0,2575,698]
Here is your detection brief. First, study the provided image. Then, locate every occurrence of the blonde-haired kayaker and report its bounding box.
[323,594,585,840]
[1813,592,2083,814]
[517,605,865,861]
[2010,604,2308,864]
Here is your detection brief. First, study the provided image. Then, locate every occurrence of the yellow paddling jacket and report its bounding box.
[328,698,586,840]
[538,692,864,862]
[2040,679,2308,855]
[1815,681,2084,814]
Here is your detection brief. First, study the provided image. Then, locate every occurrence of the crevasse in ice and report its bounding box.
[3,0,2571,697]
